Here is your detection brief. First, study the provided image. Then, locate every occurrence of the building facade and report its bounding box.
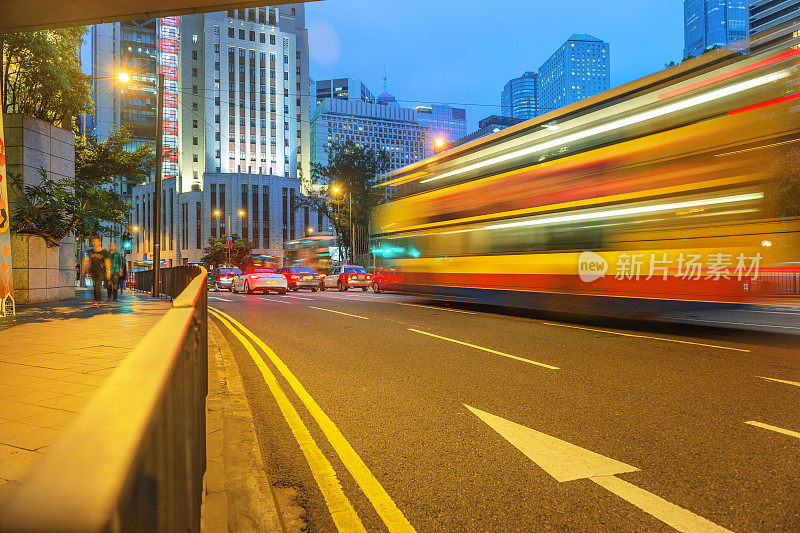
[314,78,375,105]
[413,104,468,157]
[500,71,538,119]
[538,34,610,116]
[684,0,749,58]
[453,115,526,147]
[310,98,427,185]
[131,171,328,265]
[749,0,800,51]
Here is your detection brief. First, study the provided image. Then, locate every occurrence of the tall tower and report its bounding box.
[684,0,749,58]
[500,71,538,119]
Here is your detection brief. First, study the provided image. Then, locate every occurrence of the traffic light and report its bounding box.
[122,232,132,253]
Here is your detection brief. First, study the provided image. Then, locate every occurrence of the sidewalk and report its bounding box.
[0,288,171,501]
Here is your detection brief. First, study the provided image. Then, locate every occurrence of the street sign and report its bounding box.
[226,236,232,250]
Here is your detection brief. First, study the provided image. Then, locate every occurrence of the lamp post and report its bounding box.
[152,72,164,298]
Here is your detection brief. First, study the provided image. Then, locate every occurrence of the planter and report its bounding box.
[10,233,75,304]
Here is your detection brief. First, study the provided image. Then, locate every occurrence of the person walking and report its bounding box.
[118,263,127,294]
[84,235,110,307]
[107,243,124,301]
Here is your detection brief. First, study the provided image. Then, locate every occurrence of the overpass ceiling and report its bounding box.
[0,1,314,32]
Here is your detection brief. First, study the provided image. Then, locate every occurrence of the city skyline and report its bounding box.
[307,0,683,130]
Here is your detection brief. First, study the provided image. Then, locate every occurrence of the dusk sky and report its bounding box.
[307,0,684,128]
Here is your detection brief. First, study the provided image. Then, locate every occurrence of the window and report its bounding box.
[270,34,275,45]
[214,97,220,105]
[283,72,288,81]
[249,50,255,59]
[193,119,198,128]
[192,136,198,145]
[249,30,255,41]
[192,85,198,95]
[192,50,198,60]
[193,154,198,163]
[192,68,197,77]
[259,33,265,43]
[192,102,198,111]
[215,61,220,70]
[227,9,234,17]
[239,29,245,40]
[228,27,234,38]
[214,44,220,53]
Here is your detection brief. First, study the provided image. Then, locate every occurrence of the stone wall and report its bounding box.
[4,114,76,303]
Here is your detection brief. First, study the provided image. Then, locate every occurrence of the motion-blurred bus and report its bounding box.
[374,45,800,316]
[283,234,339,272]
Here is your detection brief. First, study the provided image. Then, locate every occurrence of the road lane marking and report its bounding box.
[745,421,800,440]
[210,307,415,532]
[539,322,751,352]
[309,306,370,320]
[208,296,233,301]
[286,295,314,300]
[396,302,476,314]
[260,297,292,304]
[467,405,730,533]
[757,376,800,388]
[209,310,366,531]
[408,329,559,370]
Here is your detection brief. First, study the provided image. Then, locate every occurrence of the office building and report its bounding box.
[453,115,526,147]
[501,71,538,119]
[414,104,468,157]
[315,78,375,105]
[537,34,610,115]
[178,5,311,193]
[130,171,328,265]
[684,0,749,58]
[310,98,426,186]
[748,0,800,51]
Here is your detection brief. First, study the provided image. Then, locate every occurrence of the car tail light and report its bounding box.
[315,275,324,280]
[290,274,300,280]
[366,275,372,280]
[249,275,259,279]
[220,275,229,279]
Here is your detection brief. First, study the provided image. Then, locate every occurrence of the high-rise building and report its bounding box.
[314,78,375,105]
[310,98,426,188]
[413,104,467,157]
[684,0,749,58]
[748,0,800,52]
[453,115,526,147]
[500,71,538,119]
[178,5,311,193]
[537,34,610,116]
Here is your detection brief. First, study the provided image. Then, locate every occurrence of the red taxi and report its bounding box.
[321,265,372,291]
[371,267,402,293]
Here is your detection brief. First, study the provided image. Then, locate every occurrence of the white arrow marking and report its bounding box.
[466,405,730,532]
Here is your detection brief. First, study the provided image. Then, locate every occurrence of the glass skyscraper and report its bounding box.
[684,0,749,58]
[500,71,537,119]
[748,0,800,51]
[414,104,468,157]
[537,34,609,116]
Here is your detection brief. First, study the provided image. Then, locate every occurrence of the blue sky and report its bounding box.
[307,0,684,128]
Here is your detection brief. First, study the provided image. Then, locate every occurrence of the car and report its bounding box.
[371,267,402,293]
[278,266,323,292]
[321,265,372,292]
[208,267,241,291]
[231,267,288,294]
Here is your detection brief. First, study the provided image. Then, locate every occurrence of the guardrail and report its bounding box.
[0,268,208,532]
[135,265,204,299]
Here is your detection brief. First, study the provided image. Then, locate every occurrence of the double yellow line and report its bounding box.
[209,307,415,532]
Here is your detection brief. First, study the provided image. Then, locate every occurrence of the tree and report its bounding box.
[299,140,390,263]
[1,27,92,127]
[201,235,254,269]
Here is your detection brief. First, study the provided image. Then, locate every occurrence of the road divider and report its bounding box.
[209,309,366,531]
[467,405,731,532]
[309,306,370,320]
[757,376,800,388]
[209,307,415,532]
[408,328,559,370]
[539,322,751,352]
[745,421,800,440]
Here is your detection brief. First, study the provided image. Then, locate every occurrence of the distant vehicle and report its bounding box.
[321,265,372,292]
[372,267,402,293]
[208,267,241,291]
[278,266,322,292]
[231,267,287,295]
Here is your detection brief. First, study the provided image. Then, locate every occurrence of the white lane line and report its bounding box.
[208,296,233,301]
[260,297,292,304]
[745,421,800,440]
[396,302,476,314]
[309,306,370,320]
[540,321,751,352]
[286,295,314,300]
[757,376,800,388]
[408,328,559,370]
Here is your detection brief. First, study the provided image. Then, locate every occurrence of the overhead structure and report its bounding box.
[0,0,315,32]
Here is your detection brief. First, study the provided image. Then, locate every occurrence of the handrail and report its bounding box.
[0,269,208,532]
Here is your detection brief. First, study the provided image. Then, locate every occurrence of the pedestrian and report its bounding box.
[118,263,127,294]
[108,243,124,301]
[84,235,110,308]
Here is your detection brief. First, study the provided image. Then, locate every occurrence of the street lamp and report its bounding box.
[132,225,139,233]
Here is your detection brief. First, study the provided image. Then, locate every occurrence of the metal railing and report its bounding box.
[0,268,208,533]
[135,265,204,299]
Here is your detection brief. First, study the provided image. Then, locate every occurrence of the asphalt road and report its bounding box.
[208,288,800,532]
